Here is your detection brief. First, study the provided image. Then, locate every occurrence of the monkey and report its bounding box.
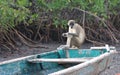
[62,20,85,48]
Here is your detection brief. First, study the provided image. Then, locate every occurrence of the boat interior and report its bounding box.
[0,48,108,75]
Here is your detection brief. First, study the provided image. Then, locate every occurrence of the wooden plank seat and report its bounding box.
[27,58,93,63]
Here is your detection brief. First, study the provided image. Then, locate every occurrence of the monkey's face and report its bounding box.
[68,20,75,29]
[69,22,74,28]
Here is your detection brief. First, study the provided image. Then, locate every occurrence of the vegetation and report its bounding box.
[0,0,120,51]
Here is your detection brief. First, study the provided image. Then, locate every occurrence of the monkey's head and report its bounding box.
[68,20,75,28]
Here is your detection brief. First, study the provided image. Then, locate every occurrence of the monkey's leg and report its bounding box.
[70,38,77,48]
[66,34,73,58]
[72,37,82,49]
[66,34,73,47]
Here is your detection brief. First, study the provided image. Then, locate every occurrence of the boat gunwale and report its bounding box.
[49,50,117,75]
[0,50,59,65]
[0,49,91,65]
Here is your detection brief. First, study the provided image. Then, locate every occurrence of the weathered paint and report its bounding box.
[49,50,116,75]
[0,47,116,75]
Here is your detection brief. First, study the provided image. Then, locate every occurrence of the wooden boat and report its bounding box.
[0,45,116,75]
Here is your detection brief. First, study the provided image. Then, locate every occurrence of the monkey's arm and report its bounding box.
[68,33,78,37]
[62,33,78,37]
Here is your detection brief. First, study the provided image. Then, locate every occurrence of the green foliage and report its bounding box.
[37,0,70,11]
[69,0,119,18]
[70,0,88,9]
[0,0,120,30]
[16,0,30,7]
[36,0,70,28]
[46,0,69,11]
[109,0,120,13]
[53,18,67,28]
[0,0,36,30]
[36,0,120,28]
[36,0,48,11]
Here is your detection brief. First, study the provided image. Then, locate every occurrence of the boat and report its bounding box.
[0,44,116,75]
